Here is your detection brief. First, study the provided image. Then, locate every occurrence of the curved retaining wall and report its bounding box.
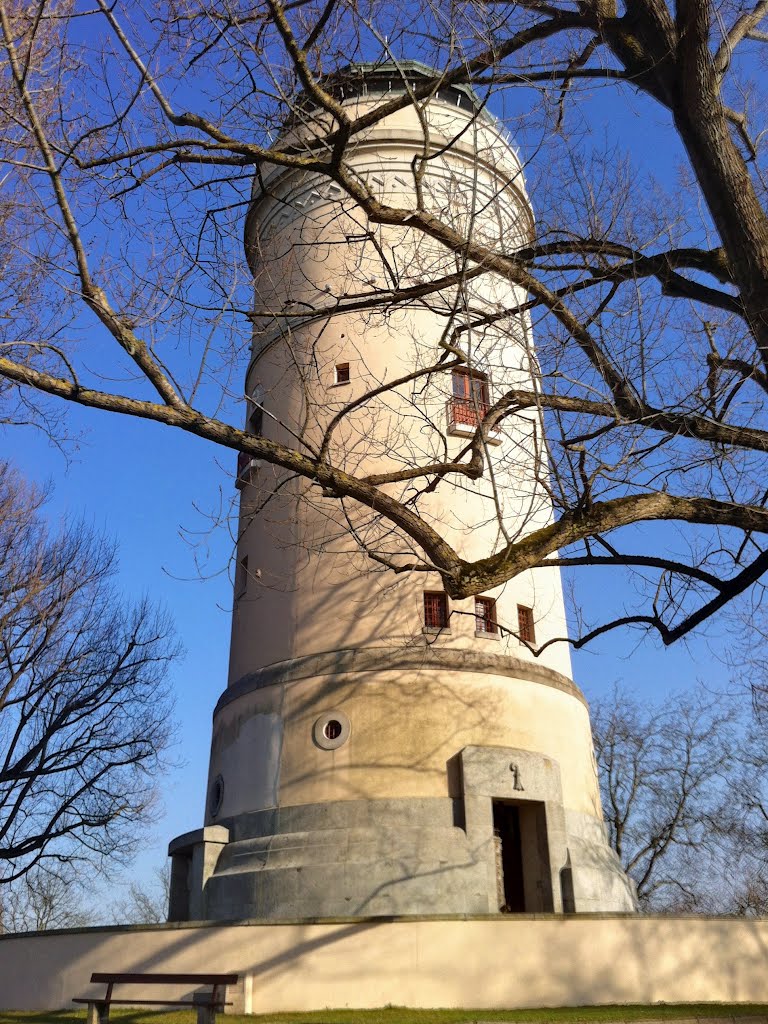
[1,914,768,1012]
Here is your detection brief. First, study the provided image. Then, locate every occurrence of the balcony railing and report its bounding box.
[446,397,491,432]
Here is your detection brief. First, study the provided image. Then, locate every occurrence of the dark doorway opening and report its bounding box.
[492,799,555,913]
[493,801,525,912]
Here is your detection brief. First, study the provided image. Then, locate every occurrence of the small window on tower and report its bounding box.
[335,362,351,385]
[235,451,257,490]
[424,592,449,630]
[236,555,248,600]
[452,368,490,406]
[517,604,536,645]
[323,719,342,740]
[448,368,491,432]
[248,405,263,435]
[475,596,498,635]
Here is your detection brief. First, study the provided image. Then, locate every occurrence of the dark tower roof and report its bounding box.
[322,61,485,116]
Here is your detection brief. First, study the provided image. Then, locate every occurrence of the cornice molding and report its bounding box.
[217,645,586,716]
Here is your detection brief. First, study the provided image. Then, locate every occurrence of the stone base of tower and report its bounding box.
[200,798,490,919]
[169,649,637,921]
[169,760,635,921]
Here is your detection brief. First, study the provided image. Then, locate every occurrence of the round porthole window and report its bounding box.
[313,710,351,750]
[209,774,224,819]
[324,719,342,740]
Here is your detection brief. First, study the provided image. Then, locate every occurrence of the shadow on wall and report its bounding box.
[1,914,768,1013]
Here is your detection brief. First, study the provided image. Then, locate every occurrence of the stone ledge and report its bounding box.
[2,910,764,941]
[219,645,586,716]
[168,825,230,856]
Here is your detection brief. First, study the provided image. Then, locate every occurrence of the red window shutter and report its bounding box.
[473,377,490,406]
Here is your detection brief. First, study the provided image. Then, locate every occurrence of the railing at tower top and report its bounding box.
[291,62,524,172]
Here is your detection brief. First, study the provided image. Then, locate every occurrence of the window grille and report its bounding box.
[517,604,536,644]
[424,592,449,629]
[475,596,498,634]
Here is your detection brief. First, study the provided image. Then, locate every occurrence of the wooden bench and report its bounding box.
[73,972,239,1024]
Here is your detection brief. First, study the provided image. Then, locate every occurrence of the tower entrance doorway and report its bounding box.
[492,799,554,913]
[493,801,524,911]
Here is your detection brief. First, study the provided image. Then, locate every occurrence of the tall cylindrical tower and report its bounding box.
[168,64,636,921]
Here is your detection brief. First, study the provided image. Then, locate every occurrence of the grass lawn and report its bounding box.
[1,1007,767,1024]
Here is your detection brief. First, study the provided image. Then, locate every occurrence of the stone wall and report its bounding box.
[1,914,768,1012]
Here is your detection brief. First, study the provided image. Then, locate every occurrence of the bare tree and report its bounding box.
[111,864,170,926]
[0,864,94,933]
[592,684,768,911]
[0,462,179,883]
[733,869,768,915]
[0,1,767,647]
[0,0,67,440]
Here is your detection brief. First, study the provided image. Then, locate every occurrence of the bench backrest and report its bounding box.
[90,974,239,986]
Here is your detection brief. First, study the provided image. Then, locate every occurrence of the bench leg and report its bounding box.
[86,1001,108,1024]
[196,1004,215,1024]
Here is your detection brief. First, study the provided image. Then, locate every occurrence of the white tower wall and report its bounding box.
[168,70,636,920]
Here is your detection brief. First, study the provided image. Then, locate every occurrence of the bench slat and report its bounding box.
[74,999,232,1007]
[89,973,238,986]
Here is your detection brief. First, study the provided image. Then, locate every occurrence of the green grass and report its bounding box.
[1,1006,767,1024]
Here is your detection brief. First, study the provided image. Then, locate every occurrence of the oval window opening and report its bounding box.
[323,719,342,741]
[209,775,224,819]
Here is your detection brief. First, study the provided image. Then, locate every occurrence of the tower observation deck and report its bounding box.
[168,63,637,920]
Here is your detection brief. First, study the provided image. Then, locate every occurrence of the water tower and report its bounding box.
[168,64,636,920]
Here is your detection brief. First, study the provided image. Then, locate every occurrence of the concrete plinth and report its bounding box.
[194,792,633,921]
